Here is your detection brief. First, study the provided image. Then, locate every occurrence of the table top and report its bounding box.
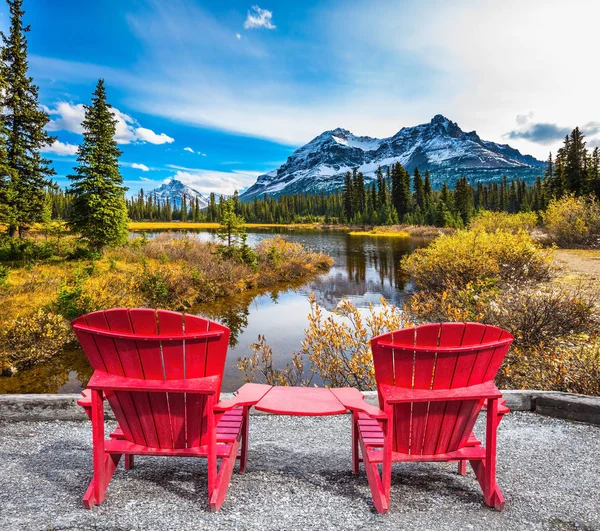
[254,386,349,416]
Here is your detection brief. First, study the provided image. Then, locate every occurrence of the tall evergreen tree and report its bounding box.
[413,167,425,209]
[564,127,588,194]
[1,0,56,237]
[68,79,129,250]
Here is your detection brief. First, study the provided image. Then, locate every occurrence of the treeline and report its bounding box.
[46,126,599,229]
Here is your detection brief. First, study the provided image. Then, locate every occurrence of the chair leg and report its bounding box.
[124,455,134,470]
[359,438,390,514]
[83,390,121,508]
[458,460,467,475]
[209,438,241,511]
[239,406,249,474]
[470,398,505,511]
[352,411,360,474]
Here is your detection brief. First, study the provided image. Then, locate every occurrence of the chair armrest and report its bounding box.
[214,383,272,411]
[380,381,502,404]
[329,388,387,419]
[86,370,220,394]
[483,397,510,415]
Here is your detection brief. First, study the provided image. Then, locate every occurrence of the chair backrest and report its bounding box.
[370,322,513,456]
[72,308,230,450]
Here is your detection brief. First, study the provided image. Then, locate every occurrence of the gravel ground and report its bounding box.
[0,412,598,531]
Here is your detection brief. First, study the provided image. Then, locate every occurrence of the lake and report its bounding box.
[0,228,427,394]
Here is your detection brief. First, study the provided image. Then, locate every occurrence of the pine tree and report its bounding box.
[1,0,56,237]
[342,171,353,221]
[413,167,425,209]
[217,198,245,247]
[564,127,588,194]
[68,79,129,250]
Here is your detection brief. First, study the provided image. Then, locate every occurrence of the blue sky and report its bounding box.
[3,0,599,196]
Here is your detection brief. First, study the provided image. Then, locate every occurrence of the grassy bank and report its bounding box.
[0,233,332,374]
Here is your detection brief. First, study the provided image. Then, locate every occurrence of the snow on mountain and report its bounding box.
[241,115,545,199]
[148,179,209,209]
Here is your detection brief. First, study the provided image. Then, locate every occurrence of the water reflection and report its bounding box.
[0,229,427,394]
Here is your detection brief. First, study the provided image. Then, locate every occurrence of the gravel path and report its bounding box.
[0,412,598,531]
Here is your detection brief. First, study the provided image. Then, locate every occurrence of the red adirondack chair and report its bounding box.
[72,308,268,511]
[354,322,513,513]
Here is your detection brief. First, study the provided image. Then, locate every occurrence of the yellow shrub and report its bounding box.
[0,310,74,372]
[238,294,412,390]
[402,227,553,292]
[469,210,538,233]
[543,194,600,246]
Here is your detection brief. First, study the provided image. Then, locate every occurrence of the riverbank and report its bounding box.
[0,234,332,375]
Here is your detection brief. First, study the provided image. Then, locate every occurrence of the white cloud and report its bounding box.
[201,153,207,157]
[244,5,276,30]
[168,168,261,195]
[236,33,242,40]
[45,102,86,134]
[184,147,195,153]
[139,176,156,182]
[45,102,174,145]
[135,127,174,145]
[131,163,150,171]
[41,140,79,156]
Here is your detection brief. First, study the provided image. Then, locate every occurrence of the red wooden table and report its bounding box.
[216,383,386,418]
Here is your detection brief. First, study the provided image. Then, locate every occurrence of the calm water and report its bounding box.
[0,229,426,394]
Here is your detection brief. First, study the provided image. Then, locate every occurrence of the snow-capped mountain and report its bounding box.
[149,179,209,209]
[241,115,545,199]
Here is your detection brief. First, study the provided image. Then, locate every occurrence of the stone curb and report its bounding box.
[1,390,599,425]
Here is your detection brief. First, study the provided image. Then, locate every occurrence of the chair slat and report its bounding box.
[158,310,187,449]
[391,328,415,453]
[411,323,440,455]
[129,309,173,449]
[104,309,160,448]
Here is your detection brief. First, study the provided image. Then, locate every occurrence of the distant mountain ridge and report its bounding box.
[149,179,209,209]
[241,115,545,199]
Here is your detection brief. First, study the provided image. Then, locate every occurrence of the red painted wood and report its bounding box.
[377,338,512,353]
[183,313,210,449]
[215,383,273,410]
[329,387,387,419]
[391,327,415,453]
[87,311,147,446]
[365,322,513,513]
[73,308,239,511]
[158,310,187,448]
[129,309,173,449]
[411,324,440,455]
[379,381,502,403]
[72,323,223,341]
[254,387,348,416]
[87,371,220,393]
[104,309,160,449]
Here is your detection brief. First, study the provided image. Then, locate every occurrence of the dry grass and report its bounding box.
[0,233,332,373]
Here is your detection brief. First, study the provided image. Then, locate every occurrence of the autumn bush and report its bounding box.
[469,210,538,233]
[543,194,600,247]
[1,233,332,371]
[0,310,75,374]
[402,227,553,292]
[238,294,411,390]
